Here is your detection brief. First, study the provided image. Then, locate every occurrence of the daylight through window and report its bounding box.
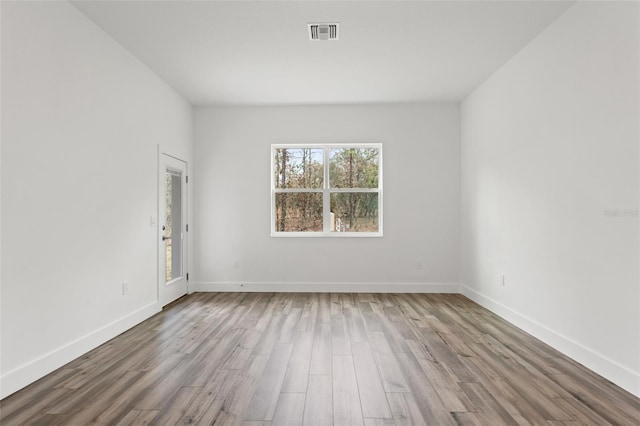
[271,144,382,237]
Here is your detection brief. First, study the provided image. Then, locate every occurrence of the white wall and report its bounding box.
[193,104,460,292]
[0,1,193,398]
[461,1,639,396]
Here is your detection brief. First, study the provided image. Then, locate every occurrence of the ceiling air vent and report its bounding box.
[308,23,339,41]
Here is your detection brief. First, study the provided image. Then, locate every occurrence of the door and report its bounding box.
[159,154,188,306]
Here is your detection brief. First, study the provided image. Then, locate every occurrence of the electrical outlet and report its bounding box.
[233,259,239,269]
[416,261,423,270]
[122,281,128,295]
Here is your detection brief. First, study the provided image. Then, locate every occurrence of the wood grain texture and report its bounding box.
[332,355,364,426]
[303,374,332,426]
[1,292,638,425]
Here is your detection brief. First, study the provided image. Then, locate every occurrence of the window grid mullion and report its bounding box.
[327,188,379,193]
[274,188,323,193]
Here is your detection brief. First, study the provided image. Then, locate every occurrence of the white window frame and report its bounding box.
[271,143,383,237]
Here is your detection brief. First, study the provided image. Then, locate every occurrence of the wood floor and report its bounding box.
[1,293,638,425]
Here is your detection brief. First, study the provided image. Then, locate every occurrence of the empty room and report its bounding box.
[1,0,639,424]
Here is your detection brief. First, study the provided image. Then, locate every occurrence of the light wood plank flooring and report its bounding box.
[1,293,638,425]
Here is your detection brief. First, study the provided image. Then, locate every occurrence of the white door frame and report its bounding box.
[158,152,189,307]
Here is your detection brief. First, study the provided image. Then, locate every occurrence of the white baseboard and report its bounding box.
[191,281,460,293]
[462,285,640,398]
[0,302,161,399]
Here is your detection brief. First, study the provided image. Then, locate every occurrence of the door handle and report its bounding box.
[162,236,171,241]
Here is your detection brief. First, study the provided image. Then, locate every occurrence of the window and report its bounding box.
[271,144,382,237]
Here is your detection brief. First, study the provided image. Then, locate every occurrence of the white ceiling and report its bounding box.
[72,1,574,106]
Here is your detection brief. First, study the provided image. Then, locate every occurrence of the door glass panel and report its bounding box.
[165,170,182,282]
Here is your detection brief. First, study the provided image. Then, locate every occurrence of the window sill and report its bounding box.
[271,232,383,238]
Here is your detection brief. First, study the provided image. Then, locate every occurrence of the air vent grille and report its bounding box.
[308,23,339,41]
